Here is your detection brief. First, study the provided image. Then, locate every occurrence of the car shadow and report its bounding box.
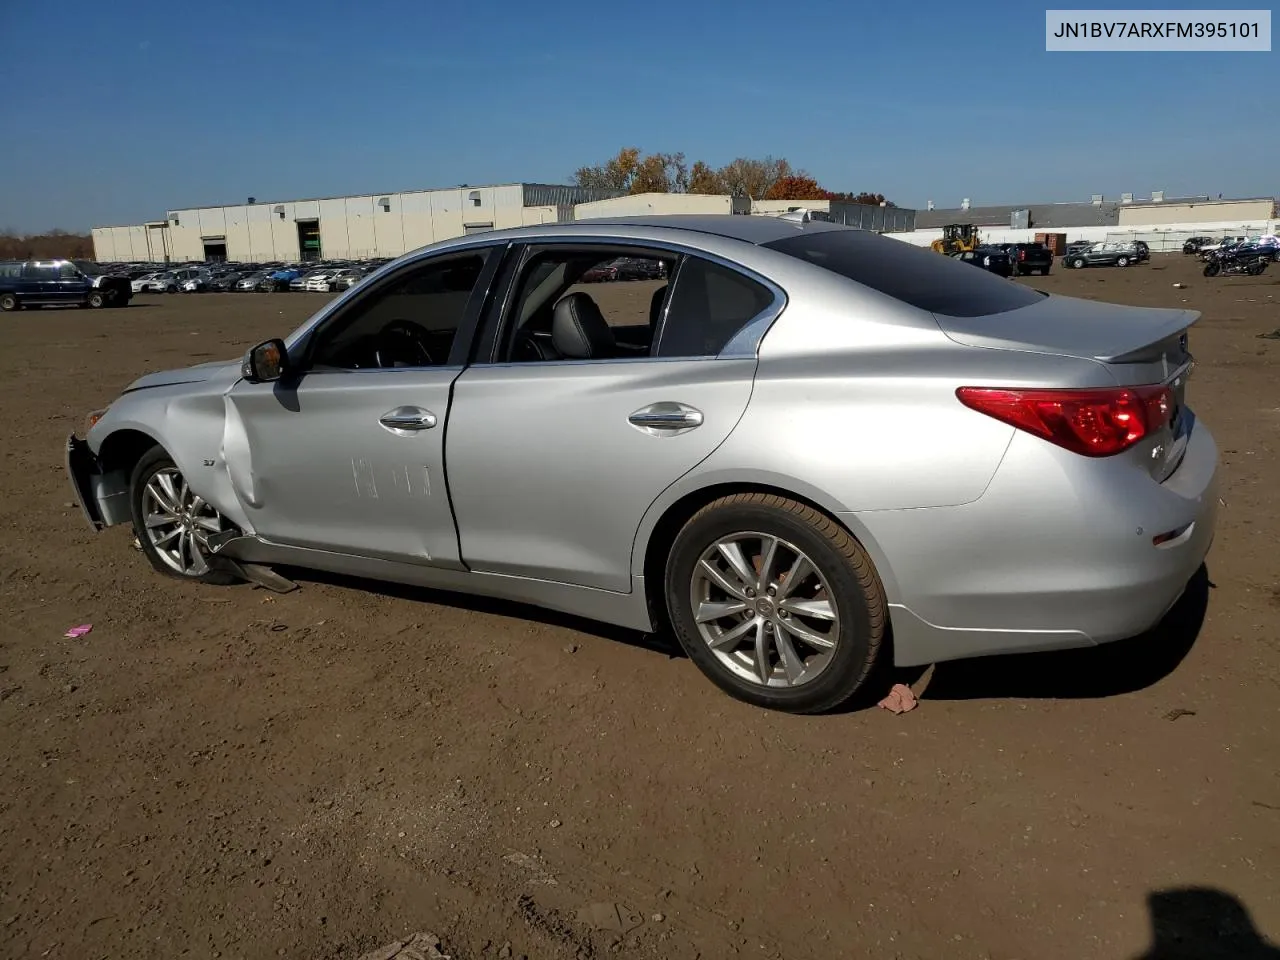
[278,567,682,660]
[277,565,1211,709]
[1130,887,1280,959]
[909,564,1211,702]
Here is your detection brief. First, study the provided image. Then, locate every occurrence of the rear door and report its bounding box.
[445,243,780,592]
[20,263,58,303]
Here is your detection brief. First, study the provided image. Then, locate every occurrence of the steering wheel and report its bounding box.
[374,319,435,368]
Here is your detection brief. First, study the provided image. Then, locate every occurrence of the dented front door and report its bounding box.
[224,368,461,567]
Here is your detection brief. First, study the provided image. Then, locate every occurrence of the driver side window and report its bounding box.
[309,253,487,370]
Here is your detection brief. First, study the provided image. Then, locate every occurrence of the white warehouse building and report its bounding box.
[92,182,620,263]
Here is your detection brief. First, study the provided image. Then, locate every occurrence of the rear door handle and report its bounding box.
[379,406,437,432]
[628,402,703,436]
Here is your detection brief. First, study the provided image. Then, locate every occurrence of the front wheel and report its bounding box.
[1116,256,1130,267]
[665,494,886,714]
[1203,261,1221,277]
[87,291,106,308]
[0,293,18,311]
[1247,261,1267,276]
[129,447,240,584]
[1071,258,1086,269]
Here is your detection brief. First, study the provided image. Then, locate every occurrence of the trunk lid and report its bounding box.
[933,292,1197,367]
[936,292,1199,483]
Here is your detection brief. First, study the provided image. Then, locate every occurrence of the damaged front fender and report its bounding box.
[65,433,131,529]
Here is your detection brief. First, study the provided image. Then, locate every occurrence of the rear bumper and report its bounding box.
[65,434,131,531]
[851,417,1220,667]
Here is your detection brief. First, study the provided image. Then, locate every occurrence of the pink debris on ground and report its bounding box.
[63,624,93,639]
[878,683,918,714]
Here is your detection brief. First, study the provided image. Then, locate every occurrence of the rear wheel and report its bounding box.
[129,446,240,584]
[1040,266,1050,275]
[1116,256,1130,267]
[0,293,17,311]
[1247,261,1266,276]
[87,291,106,308]
[1071,258,1086,269]
[1203,261,1221,277]
[665,493,885,714]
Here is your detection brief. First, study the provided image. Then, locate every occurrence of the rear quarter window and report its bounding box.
[764,229,1044,317]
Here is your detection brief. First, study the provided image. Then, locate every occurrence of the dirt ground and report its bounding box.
[2,256,1278,960]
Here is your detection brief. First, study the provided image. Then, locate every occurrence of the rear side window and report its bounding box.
[763,229,1044,317]
[656,257,774,358]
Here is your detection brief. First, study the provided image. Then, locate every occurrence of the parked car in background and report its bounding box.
[1064,243,1139,269]
[612,257,666,281]
[1126,240,1150,263]
[1182,236,1216,254]
[131,272,167,293]
[952,246,1013,277]
[998,242,1053,276]
[0,259,133,310]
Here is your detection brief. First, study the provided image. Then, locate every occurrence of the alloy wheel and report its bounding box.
[140,466,227,576]
[689,532,840,688]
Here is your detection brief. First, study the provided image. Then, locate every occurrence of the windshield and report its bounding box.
[764,229,1045,317]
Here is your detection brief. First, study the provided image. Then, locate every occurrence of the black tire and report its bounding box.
[1116,256,1130,267]
[129,446,240,585]
[87,290,106,308]
[1071,258,1086,269]
[664,493,886,714]
[1203,262,1221,277]
[1247,261,1266,276]
[0,293,17,311]
[1040,266,1050,275]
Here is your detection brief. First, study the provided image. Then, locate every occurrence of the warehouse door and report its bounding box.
[296,219,322,261]
[202,237,227,261]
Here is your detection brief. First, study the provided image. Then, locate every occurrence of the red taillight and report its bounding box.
[956,385,1174,457]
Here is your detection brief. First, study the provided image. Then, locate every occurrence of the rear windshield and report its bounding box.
[763,229,1045,317]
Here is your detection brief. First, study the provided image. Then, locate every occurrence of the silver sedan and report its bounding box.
[65,216,1218,713]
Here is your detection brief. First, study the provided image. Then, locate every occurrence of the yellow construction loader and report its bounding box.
[931,224,980,255]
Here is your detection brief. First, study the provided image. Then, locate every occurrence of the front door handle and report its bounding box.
[628,402,703,436]
[379,406,437,432]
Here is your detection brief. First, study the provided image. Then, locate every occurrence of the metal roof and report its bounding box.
[916,203,1122,230]
[163,182,599,216]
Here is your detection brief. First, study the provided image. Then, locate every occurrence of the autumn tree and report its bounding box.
[825,191,893,206]
[631,152,689,194]
[0,229,94,260]
[764,175,828,201]
[575,148,895,206]
[717,156,792,199]
[687,161,725,195]
[573,147,644,192]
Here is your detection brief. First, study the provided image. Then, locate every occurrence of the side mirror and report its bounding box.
[242,338,291,383]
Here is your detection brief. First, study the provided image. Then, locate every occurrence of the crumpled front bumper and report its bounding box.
[65,434,131,530]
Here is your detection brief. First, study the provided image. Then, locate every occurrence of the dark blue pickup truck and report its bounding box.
[0,259,133,311]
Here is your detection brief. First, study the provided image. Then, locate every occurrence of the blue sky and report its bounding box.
[0,0,1273,232]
